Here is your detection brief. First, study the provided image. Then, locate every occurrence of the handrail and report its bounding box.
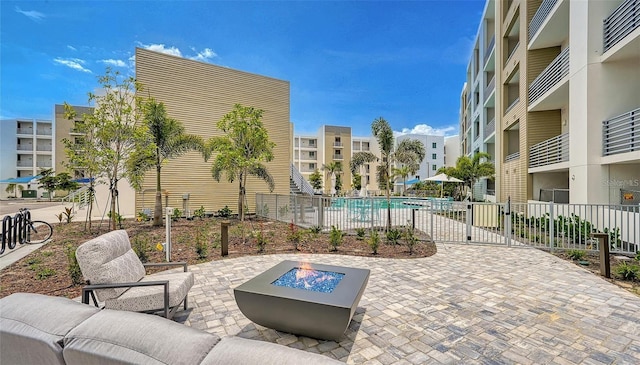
[484,36,495,64]
[603,0,640,53]
[529,133,569,168]
[290,164,314,195]
[603,107,639,156]
[528,47,569,105]
[505,151,520,162]
[484,76,495,97]
[529,0,559,41]
[484,119,496,140]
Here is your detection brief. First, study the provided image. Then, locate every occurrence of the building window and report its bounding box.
[309,139,315,146]
[432,153,437,160]
[432,142,437,148]
[432,165,437,171]
[335,150,341,155]
[309,151,315,157]
[309,163,315,170]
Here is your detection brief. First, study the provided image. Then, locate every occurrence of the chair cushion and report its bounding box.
[63,309,220,365]
[0,293,100,365]
[104,271,194,312]
[76,230,146,301]
[201,337,344,365]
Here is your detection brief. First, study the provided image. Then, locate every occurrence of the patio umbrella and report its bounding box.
[424,173,463,198]
[330,172,336,196]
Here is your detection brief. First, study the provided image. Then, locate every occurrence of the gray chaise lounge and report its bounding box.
[0,293,344,365]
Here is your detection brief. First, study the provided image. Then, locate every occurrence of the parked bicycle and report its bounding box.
[1,208,54,254]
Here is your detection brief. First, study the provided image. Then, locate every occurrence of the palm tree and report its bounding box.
[321,161,342,195]
[392,165,412,196]
[129,98,204,226]
[440,152,495,201]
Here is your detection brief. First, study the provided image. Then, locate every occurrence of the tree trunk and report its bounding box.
[153,161,163,226]
[86,182,94,233]
[110,178,117,231]
[238,172,245,221]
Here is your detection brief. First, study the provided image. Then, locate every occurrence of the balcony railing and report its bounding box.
[528,47,569,105]
[17,128,33,135]
[505,151,520,162]
[484,118,496,140]
[505,97,520,114]
[36,145,52,152]
[484,76,495,97]
[36,161,52,168]
[505,42,520,66]
[333,154,344,160]
[484,36,495,64]
[529,133,569,168]
[17,161,32,167]
[70,128,85,134]
[17,145,33,151]
[603,0,640,53]
[603,107,639,156]
[529,0,559,41]
[36,129,53,136]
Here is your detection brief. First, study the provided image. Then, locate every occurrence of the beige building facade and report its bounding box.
[135,48,292,214]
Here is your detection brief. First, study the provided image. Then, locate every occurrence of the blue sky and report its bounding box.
[1,0,485,136]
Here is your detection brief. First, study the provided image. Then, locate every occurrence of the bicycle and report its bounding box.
[1,208,53,254]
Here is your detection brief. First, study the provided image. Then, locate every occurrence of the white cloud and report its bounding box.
[441,36,475,65]
[189,48,217,62]
[138,43,182,57]
[100,59,127,67]
[395,124,457,137]
[15,6,45,22]
[67,45,77,51]
[53,58,92,73]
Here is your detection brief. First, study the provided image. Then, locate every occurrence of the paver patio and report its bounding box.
[178,243,640,364]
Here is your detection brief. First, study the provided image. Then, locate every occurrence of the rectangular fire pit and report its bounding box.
[234,260,369,340]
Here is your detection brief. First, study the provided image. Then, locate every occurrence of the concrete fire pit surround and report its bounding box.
[233,260,370,340]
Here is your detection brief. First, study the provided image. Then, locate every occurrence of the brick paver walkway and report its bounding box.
[178,244,640,364]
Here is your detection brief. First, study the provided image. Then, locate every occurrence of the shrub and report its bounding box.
[193,205,206,219]
[329,226,343,252]
[386,228,401,245]
[614,262,639,281]
[635,251,640,262]
[171,208,182,221]
[309,225,322,234]
[132,234,150,263]
[108,211,125,226]
[36,267,56,280]
[355,227,366,240]
[217,205,232,218]
[65,245,83,285]
[368,230,380,255]
[287,222,303,251]
[59,207,74,223]
[567,249,586,261]
[404,226,418,255]
[136,211,150,222]
[194,226,209,259]
[254,223,268,253]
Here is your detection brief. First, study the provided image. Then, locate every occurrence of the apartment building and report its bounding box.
[444,135,460,168]
[0,119,53,197]
[395,134,444,181]
[54,104,95,179]
[462,0,639,205]
[135,48,292,213]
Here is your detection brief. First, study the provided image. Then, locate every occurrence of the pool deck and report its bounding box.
[177,244,640,364]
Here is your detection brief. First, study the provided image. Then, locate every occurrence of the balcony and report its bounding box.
[17,161,32,167]
[484,36,495,65]
[528,0,569,50]
[36,161,52,168]
[17,145,33,151]
[528,47,569,109]
[529,133,569,168]
[70,128,85,135]
[505,151,520,162]
[484,119,496,140]
[299,155,317,161]
[505,97,520,114]
[484,76,495,98]
[17,128,33,135]
[36,145,52,152]
[332,154,344,160]
[333,142,343,148]
[603,0,640,54]
[603,107,639,156]
[505,42,520,66]
[36,129,53,136]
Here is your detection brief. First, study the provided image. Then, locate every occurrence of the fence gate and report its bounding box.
[429,202,509,245]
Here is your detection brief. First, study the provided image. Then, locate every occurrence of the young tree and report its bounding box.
[205,104,275,221]
[392,165,412,196]
[37,169,57,201]
[352,172,362,191]
[128,98,204,226]
[439,152,495,201]
[392,139,426,196]
[65,68,145,230]
[5,183,23,198]
[321,161,342,195]
[309,169,323,191]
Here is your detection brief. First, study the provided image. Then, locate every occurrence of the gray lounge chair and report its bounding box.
[75,230,193,319]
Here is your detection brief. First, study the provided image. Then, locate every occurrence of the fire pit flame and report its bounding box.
[271,262,345,293]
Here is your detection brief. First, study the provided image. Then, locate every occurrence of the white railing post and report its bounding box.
[165,207,172,262]
[548,201,555,252]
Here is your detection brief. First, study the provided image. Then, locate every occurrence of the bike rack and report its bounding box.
[1,210,32,255]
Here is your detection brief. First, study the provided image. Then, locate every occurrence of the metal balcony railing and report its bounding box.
[529,0,559,41]
[333,154,344,160]
[333,142,343,147]
[36,161,52,168]
[16,128,33,135]
[603,107,639,156]
[505,151,520,162]
[484,76,495,97]
[17,161,32,167]
[484,119,496,140]
[36,145,52,152]
[36,129,53,136]
[603,0,640,53]
[505,42,520,66]
[17,145,33,151]
[529,133,569,168]
[484,36,495,64]
[70,128,85,134]
[528,47,569,105]
[505,97,520,114]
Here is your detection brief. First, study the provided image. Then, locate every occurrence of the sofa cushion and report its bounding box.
[0,293,100,365]
[63,309,220,365]
[201,336,344,365]
[104,271,194,312]
[76,230,146,301]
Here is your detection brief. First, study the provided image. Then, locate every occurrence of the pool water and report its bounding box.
[272,268,345,293]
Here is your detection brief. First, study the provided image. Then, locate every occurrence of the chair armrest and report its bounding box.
[143,261,188,272]
[82,280,171,317]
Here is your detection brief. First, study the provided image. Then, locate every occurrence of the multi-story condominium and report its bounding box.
[133,48,292,214]
[54,104,95,179]
[462,0,639,205]
[0,118,53,198]
[395,134,444,181]
[444,135,461,168]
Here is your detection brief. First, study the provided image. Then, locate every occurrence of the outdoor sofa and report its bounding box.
[0,292,344,365]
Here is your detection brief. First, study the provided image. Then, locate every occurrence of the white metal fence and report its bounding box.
[256,194,640,255]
